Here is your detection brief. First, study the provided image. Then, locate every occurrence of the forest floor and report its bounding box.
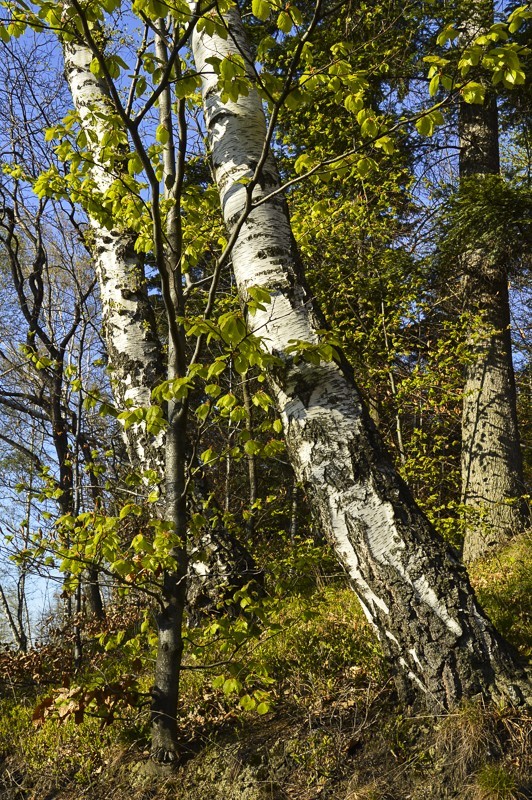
[0,535,531,800]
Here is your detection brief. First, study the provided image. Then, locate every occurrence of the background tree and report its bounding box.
[456,0,529,559]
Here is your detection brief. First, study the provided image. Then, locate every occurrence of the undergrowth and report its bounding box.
[469,533,532,655]
[0,536,530,800]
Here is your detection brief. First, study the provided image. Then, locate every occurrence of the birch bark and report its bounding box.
[0,584,27,651]
[62,23,259,574]
[63,39,165,476]
[458,2,529,562]
[191,7,530,709]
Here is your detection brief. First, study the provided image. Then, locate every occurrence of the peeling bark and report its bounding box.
[63,38,165,475]
[191,8,531,709]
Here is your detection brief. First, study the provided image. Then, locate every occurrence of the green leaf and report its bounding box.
[196,402,211,421]
[89,58,102,77]
[429,74,440,97]
[344,94,363,114]
[360,116,378,138]
[110,559,131,578]
[295,152,313,174]
[219,312,246,345]
[248,285,271,305]
[217,393,237,410]
[356,157,375,178]
[263,439,285,457]
[285,88,304,110]
[374,135,395,155]
[220,56,238,81]
[239,694,256,711]
[201,448,214,464]
[252,0,271,20]
[503,69,525,87]
[135,75,147,97]
[223,677,241,695]
[132,534,153,552]
[156,124,170,145]
[291,6,303,25]
[205,383,222,398]
[277,11,293,33]
[436,25,459,45]
[207,359,227,379]
[461,82,486,104]
[415,111,443,137]
[120,503,142,519]
[244,440,261,456]
[252,390,273,410]
[234,353,249,375]
[423,55,450,67]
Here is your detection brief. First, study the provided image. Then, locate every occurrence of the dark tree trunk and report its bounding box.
[150,397,188,762]
[459,4,529,562]
[84,568,105,620]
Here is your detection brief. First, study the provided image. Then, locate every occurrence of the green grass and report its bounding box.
[469,533,532,655]
[473,764,521,800]
[0,538,529,798]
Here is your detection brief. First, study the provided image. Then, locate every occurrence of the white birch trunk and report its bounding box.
[0,584,27,651]
[63,39,164,475]
[191,8,530,709]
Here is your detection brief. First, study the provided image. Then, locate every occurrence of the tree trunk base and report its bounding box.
[491,667,532,709]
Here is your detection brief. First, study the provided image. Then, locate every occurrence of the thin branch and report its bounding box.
[0,432,45,472]
[125,22,150,118]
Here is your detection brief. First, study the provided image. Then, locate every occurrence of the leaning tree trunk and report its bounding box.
[458,3,528,563]
[191,7,530,710]
[63,27,258,590]
[64,39,166,476]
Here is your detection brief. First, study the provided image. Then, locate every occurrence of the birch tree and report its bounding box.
[62,32,167,476]
[2,0,530,764]
[51,1,260,760]
[188,3,530,711]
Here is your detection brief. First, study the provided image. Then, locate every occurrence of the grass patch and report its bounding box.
[0,541,529,799]
[469,533,532,655]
